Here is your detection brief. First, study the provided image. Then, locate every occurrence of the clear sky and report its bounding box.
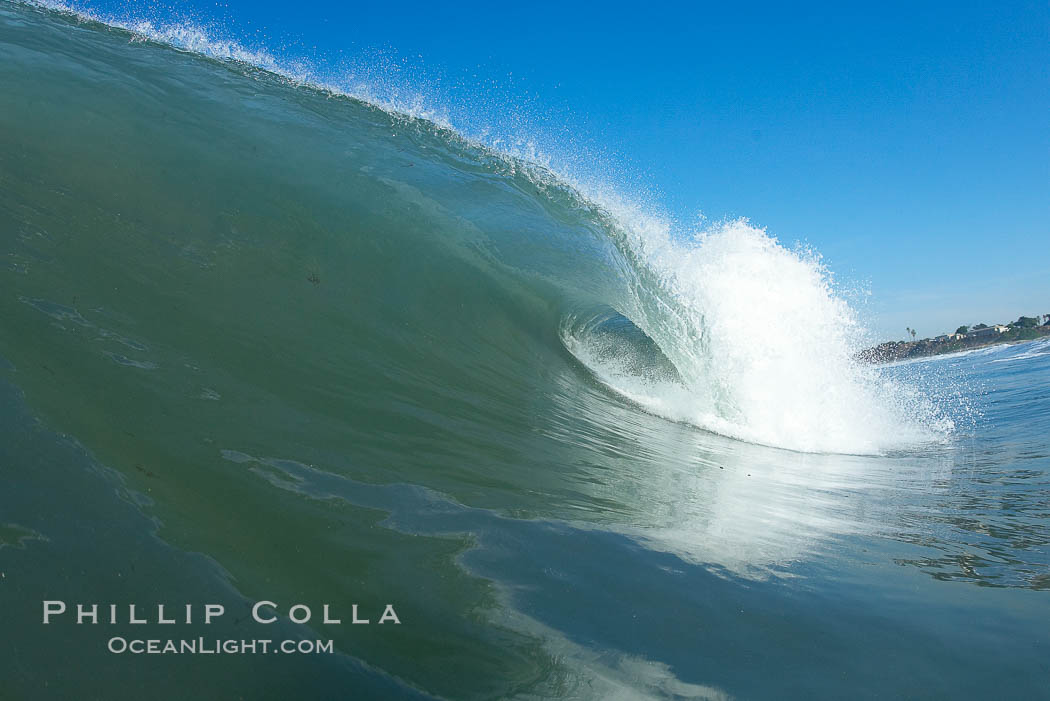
[76,0,1049,340]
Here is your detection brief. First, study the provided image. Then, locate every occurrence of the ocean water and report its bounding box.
[1,2,1048,699]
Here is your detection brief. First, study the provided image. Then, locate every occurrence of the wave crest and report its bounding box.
[565,221,954,454]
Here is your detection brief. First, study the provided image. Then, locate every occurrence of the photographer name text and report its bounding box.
[42,600,401,626]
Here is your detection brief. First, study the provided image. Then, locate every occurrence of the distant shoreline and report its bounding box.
[860,322,1050,363]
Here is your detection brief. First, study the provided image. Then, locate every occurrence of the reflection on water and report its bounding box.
[526,357,924,578]
[531,337,1049,590]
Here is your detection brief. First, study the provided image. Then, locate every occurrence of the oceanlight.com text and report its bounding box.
[107,637,335,655]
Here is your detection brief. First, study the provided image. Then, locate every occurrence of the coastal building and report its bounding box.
[935,333,965,342]
[967,325,1008,339]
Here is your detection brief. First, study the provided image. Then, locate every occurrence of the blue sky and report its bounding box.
[81,0,1048,339]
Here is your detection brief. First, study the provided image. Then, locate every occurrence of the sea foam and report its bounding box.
[566,220,955,454]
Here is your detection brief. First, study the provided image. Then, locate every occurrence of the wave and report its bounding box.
[988,336,1050,363]
[3,0,954,455]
